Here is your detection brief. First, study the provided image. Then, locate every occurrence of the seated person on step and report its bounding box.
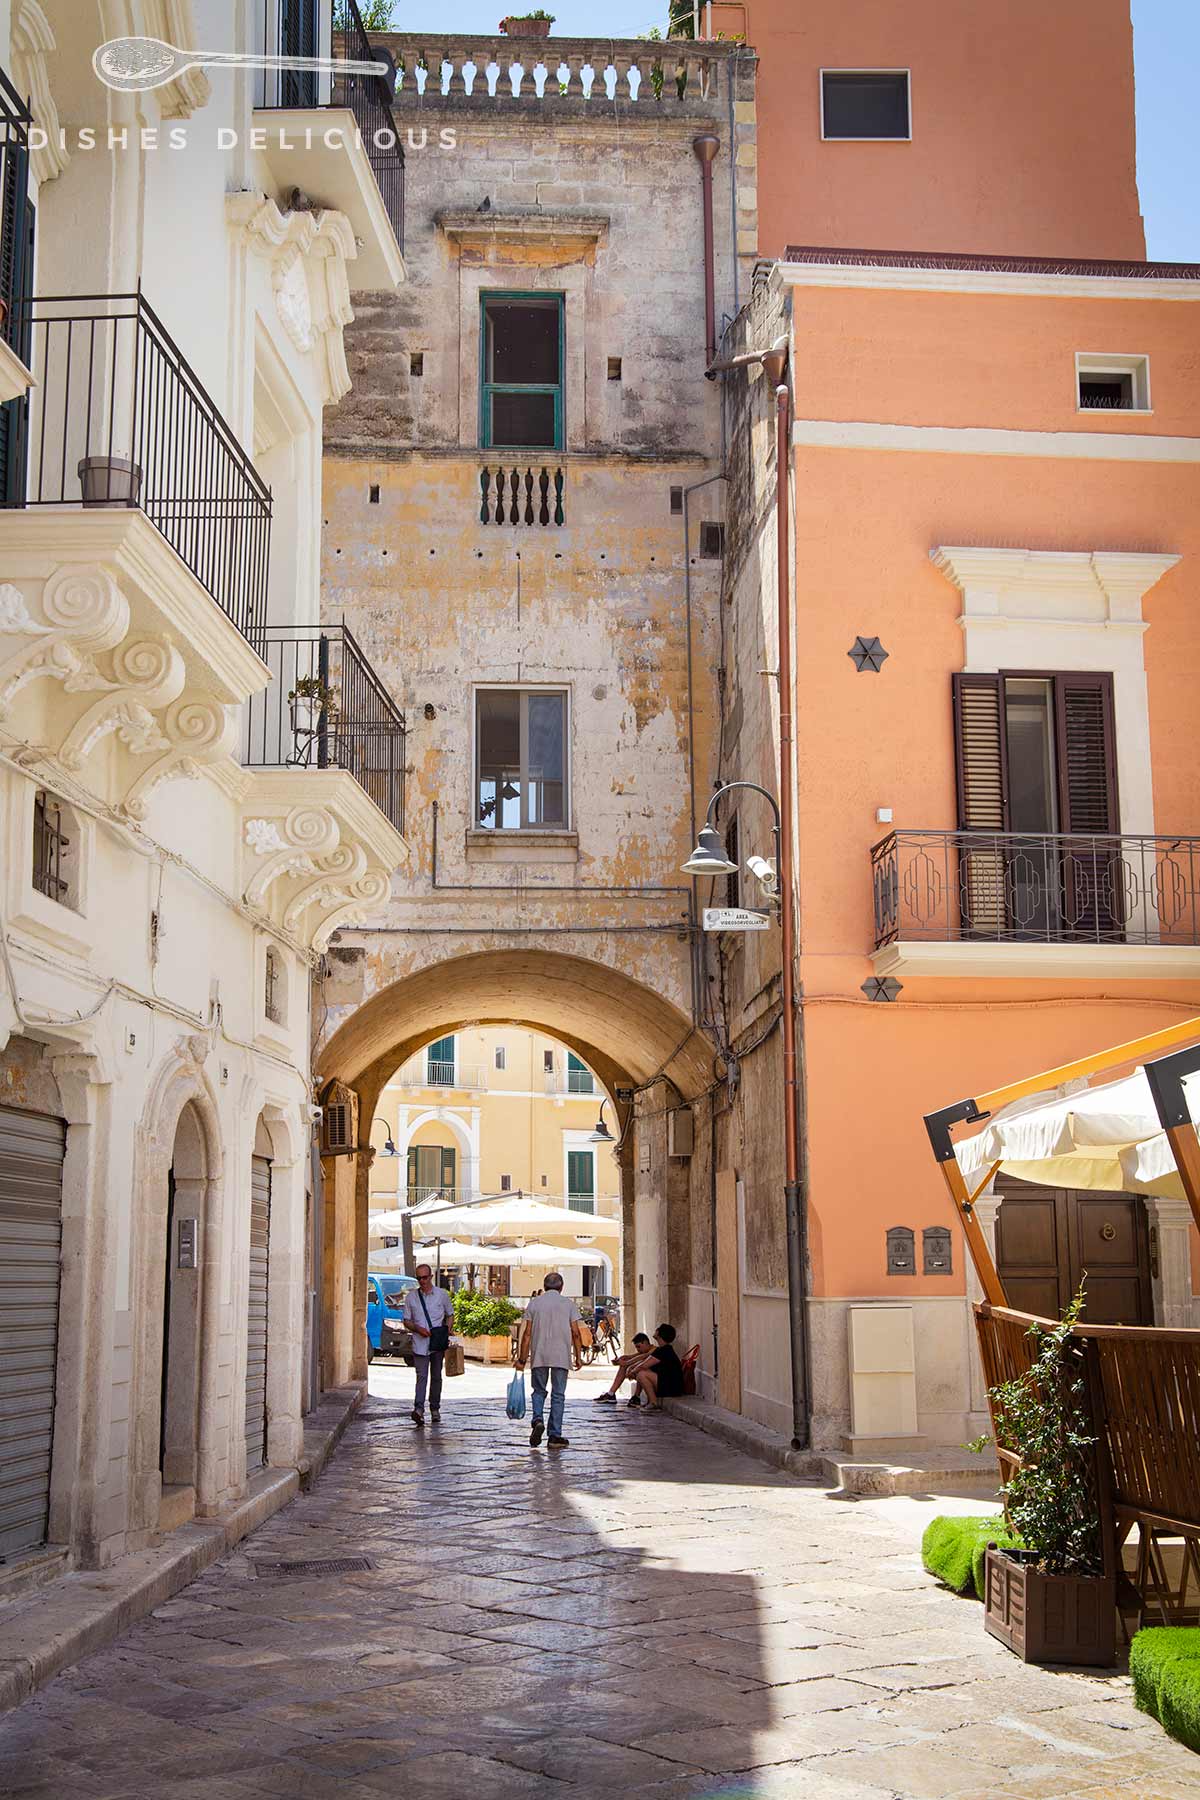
[593,1332,654,1405]
[633,1324,685,1411]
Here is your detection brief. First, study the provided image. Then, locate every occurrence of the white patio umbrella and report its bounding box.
[368,1209,408,1238]
[414,1240,598,1268]
[954,1065,1194,1200]
[410,1196,620,1241]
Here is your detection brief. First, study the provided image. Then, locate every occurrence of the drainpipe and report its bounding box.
[693,134,720,366]
[762,345,813,1453]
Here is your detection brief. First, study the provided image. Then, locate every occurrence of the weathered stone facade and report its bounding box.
[315,37,758,1373]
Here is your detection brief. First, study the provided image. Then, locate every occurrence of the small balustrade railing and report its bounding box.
[378,32,747,109]
[480,465,564,526]
[871,829,1200,950]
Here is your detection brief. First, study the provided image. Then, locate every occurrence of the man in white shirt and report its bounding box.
[516,1272,583,1448]
[402,1264,454,1426]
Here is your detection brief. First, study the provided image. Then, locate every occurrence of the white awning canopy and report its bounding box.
[954,1065,1196,1199]
[401,1196,620,1241]
[414,1238,599,1269]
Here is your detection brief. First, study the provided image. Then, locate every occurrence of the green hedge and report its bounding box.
[922,1515,1022,1600]
[1131,1628,1200,1755]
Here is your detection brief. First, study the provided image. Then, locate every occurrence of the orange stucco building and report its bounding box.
[699,3,1200,1453]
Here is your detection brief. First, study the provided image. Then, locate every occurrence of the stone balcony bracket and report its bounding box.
[240,769,408,953]
[0,512,269,820]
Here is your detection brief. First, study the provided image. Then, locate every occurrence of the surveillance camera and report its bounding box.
[746,854,777,888]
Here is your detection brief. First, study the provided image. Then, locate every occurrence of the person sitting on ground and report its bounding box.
[593,1332,654,1405]
[633,1323,685,1411]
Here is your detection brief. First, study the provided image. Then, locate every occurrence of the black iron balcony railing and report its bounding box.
[242,624,406,833]
[256,0,405,252]
[5,292,271,649]
[871,830,1200,950]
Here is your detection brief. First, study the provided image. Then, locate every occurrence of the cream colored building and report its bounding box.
[369,1028,620,1297]
[0,1,409,1579]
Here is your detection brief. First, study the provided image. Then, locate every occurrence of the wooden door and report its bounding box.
[995,1176,1152,1325]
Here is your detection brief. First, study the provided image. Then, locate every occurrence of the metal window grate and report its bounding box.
[32,789,69,901]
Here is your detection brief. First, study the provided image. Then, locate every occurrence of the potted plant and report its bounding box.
[454,1291,521,1363]
[978,1296,1116,1667]
[78,453,142,507]
[499,10,554,36]
[288,673,339,738]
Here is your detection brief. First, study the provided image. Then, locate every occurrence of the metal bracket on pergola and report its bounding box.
[923,1014,1200,1307]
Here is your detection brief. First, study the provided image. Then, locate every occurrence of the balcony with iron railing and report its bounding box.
[5,291,271,649]
[544,1068,596,1095]
[394,1057,486,1091]
[253,0,405,279]
[241,625,406,832]
[871,829,1200,976]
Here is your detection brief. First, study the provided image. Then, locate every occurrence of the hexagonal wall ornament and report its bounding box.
[861,975,903,1002]
[848,635,889,672]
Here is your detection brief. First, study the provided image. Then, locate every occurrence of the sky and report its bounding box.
[395,0,1198,261]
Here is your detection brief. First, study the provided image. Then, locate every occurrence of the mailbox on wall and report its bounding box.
[923,1226,952,1274]
[885,1225,915,1276]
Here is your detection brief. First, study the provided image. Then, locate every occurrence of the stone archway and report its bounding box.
[316,947,715,1388]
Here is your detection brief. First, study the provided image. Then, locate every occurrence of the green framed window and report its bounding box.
[480,293,564,451]
[567,1148,595,1215]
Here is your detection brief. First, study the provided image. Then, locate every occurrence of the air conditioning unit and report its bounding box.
[667,1106,694,1158]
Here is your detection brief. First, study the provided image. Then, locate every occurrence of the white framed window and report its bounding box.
[820,69,911,141]
[31,789,79,911]
[500,1173,512,1191]
[1075,353,1151,414]
[494,1045,506,1070]
[543,1049,555,1075]
[474,687,569,831]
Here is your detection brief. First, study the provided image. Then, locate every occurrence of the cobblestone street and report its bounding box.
[1,1362,1197,1800]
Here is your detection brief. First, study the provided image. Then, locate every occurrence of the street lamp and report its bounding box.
[372,1117,398,1157]
[588,1098,614,1144]
[682,773,809,1451]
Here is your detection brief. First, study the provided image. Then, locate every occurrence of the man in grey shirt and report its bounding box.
[516,1273,583,1448]
[402,1264,454,1426]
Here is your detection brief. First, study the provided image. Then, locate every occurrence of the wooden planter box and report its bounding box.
[463,1333,512,1364]
[984,1546,1116,1667]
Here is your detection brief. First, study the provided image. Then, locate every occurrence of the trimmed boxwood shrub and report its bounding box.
[1131,1628,1200,1755]
[922,1514,1022,1600]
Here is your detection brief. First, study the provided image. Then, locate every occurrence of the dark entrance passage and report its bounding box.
[995,1174,1153,1324]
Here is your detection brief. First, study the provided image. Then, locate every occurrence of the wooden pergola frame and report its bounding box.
[924,1015,1200,1305]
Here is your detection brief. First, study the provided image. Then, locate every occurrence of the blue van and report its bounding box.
[366,1272,420,1362]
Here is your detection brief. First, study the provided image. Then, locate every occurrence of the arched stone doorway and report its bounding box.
[316,948,714,1388]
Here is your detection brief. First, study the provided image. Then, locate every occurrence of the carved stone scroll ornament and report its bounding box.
[0,568,129,718]
[122,697,238,819]
[242,806,341,910]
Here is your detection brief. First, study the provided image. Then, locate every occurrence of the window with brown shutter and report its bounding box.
[952,671,1120,941]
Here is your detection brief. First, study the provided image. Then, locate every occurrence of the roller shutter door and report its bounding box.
[0,1108,65,1555]
[245,1155,271,1470]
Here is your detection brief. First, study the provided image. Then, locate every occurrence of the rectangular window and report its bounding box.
[426,1035,456,1086]
[953,671,1119,940]
[544,1050,555,1075]
[1076,353,1150,412]
[567,1148,596,1214]
[480,293,563,451]
[407,1143,456,1199]
[475,688,567,830]
[821,70,911,141]
[500,1173,512,1191]
[494,1045,506,1070]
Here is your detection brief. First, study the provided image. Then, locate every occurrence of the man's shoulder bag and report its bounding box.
[417,1288,451,1354]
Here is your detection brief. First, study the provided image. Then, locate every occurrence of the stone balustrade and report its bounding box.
[370,33,753,114]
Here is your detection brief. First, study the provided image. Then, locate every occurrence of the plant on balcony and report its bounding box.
[972,1294,1116,1665]
[499,10,555,36]
[288,674,339,737]
[334,0,396,27]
